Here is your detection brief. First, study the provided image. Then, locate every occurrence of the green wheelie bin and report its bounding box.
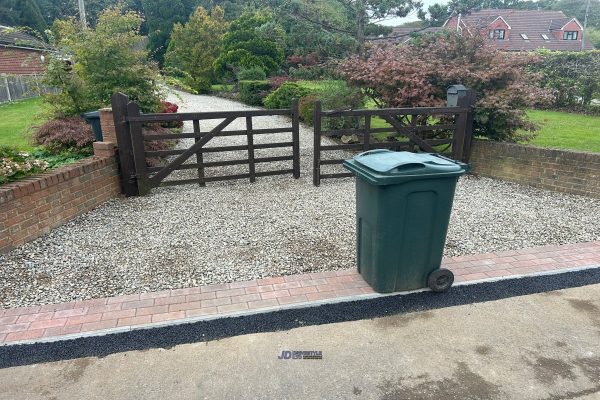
[343,149,469,293]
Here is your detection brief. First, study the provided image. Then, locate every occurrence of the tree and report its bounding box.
[214,11,285,79]
[339,32,551,142]
[278,0,419,57]
[0,0,47,33]
[165,6,228,92]
[588,27,600,48]
[531,50,600,106]
[417,3,450,26]
[44,6,163,115]
[141,0,199,64]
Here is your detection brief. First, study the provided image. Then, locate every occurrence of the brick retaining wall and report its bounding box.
[470,140,600,198]
[0,154,121,254]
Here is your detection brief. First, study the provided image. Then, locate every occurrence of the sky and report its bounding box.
[379,0,450,26]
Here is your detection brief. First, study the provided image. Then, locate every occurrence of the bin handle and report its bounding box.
[357,149,390,157]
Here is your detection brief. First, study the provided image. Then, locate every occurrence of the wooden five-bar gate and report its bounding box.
[111,93,301,196]
[312,92,476,186]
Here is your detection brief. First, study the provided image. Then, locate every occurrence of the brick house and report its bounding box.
[444,9,594,51]
[0,26,51,75]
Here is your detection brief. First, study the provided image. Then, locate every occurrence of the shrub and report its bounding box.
[143,125,179,167]
[236,67,267,81]
[239,80,271,106]
[298,95,317,125]
[263,82,311,109]
[44,7,163,115]
[159,101,184,129]
[315,80,363,130]
[34,117,95,154]
[268,75,293,89]
[339,32,551,142]
[0,147,49,185]
[165,7,228,92]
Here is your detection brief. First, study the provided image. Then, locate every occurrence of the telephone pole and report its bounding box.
[78,0,88,28]
[582,0,591,51]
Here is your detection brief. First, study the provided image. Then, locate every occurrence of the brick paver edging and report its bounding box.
[1,241,599,346]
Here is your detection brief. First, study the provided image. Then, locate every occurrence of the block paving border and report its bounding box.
[1,241,599,346]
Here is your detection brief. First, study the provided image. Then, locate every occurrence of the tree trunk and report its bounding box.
[356,0,366,59]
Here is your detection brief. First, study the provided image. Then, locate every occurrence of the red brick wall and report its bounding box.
[0,156,121,254]
[0,47,47,75]
[470,140,600,198]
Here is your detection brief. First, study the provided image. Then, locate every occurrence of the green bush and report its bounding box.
[314,80,363,130]
[263,82,312,109]
[236,67,267,81]
[239,80,271,106]
[298,95,317,125]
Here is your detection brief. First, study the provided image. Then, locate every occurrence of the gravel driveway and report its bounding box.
[1,91,600,308]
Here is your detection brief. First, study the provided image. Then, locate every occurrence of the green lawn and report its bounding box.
[524,110,600,153]
[0,97,45,150]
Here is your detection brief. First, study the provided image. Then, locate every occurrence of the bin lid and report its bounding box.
[343,149,469,186]
[82,111,100,119]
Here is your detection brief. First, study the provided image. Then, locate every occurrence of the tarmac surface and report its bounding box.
[0,272,599,399]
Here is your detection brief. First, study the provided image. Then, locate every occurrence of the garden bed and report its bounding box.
[1,92,600,309]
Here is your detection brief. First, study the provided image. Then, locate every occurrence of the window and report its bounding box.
[520,33,529,40]
[541,33,549,40]
[563,31,578,40]
[489,29,505,39]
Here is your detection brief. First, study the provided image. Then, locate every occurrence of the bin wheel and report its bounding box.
[428,269,454,292]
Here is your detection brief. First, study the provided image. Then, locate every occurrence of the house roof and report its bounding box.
[0,26,52,50]
[455,9,594,51]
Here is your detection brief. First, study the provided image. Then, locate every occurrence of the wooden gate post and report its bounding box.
[291,98,300,179]
[110,92,139,197]
[458,89,477,163]
[313,100,322,186]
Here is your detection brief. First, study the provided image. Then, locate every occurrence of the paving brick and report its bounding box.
[65,313,102,326]
[485,270,513,278]
[216,288,246,298]
[288,286,318,296]
[229,280,258,289]
[300,279,328,287]
[272,282,302,291]
[316,284,346,293]
[247,299,280,310]
[139,290,171,300]
[81,319,117,332]
[53,308,88,319]
[5,329,45,342]
[154,296,187,306]
[217,303,249,314]
[170,287,201,297]
[152,311,185,323]
[0,315,19,324]
[335,288,365,297]
[201,297,232,308]
[257,277,285,285]
[0,323,30,334]
[30,318,67,330]
[200,283,230,293]
[326,275,355,284]
[306,291,339,302]
[107,294,140,304]
[38,302,75,313]
[136,305,169,317]
[260,290,290,300]
[168,302,202,313]
[185,307,218,318]
[101,309,136,321]
[121,299,155,310]
[117,315,152,327]
[87,303,122,315]
[230,294,261,304]
[3,306,41,317]
[277,295,309,305]
[462,273,489,281]
[244,285,274,294]
[462,266,492,274]
[74,298,108,308]
[43,324,82,338]
[283,274,310,283]
[335,269,356,276]
[180,291,214,303]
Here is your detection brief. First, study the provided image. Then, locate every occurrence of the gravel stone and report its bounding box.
[1,90,599,308]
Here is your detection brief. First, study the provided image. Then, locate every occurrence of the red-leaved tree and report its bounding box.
[339,32,551,142]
